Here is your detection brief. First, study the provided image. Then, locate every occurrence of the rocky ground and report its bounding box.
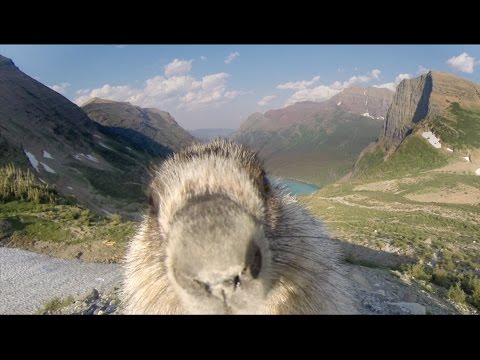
[41,286,122,315]
[0,248,122,314]
[349,265,467,315]
[1,246,471,315]
[47,265,470,315]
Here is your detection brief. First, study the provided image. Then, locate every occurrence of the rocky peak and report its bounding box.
[382,71,480,146]
[0,54,16,68]
[382,73,432,143]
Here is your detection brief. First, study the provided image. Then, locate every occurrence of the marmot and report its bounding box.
[122,139,357,314]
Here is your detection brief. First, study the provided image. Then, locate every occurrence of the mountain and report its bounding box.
[0,54,173,218]
[82,98,194,152]
[353,71,480,179]
[233,87,394,186]
[305,72,480,312]
[329,86,393,120]
[189,128,234,142]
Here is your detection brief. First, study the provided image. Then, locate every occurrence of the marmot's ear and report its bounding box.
[147,190,159,216]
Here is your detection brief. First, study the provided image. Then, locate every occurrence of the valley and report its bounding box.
[1,49,480,314]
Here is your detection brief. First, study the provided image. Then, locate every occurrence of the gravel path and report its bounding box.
[0,248,122,314]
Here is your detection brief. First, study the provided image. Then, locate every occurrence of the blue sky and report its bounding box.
[1,45,480,129]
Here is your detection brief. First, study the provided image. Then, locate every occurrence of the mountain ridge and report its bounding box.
[0,54,178,218]
[82,98,194,152]
[233,86,394,185]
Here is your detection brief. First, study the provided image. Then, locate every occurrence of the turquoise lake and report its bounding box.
[278,178,320,195]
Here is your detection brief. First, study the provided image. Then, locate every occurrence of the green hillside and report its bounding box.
[355,135,450,180]
[302,170,480,311]
[428,102,480,149]
[237,115,382,186]
[0,164,135,263]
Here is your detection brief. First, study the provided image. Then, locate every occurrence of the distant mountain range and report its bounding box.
[188,128,234,142]
[233,87,394,185]
[3,49,479,215]
[0,54,193,218]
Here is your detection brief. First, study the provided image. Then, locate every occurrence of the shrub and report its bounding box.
[37,295,75,314]
[472,285,480,309]
[408,263,431,282]
[0,163,60,204]
[448,283,466,304]
[110,213,122,225]
[432,267,451,288]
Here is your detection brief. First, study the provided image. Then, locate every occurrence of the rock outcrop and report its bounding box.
[383,73,432,143]
[352,71,480,177]
[382,71,480,146]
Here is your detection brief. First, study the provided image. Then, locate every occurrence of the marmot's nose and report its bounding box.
[169,193,265,298]
[194,274,242,303]
[176,240,263,300]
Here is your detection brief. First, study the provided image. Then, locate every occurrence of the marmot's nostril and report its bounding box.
[251,249,262,278]
[194,279,211,294]
[233,275,241,289]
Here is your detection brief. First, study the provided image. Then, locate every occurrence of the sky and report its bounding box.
[1,45,480,130]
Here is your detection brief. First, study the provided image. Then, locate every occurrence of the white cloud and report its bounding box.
[285,86,341,106]
[257,95,276,106]
[75,84,138,105]
[74,70,241,112]
[76,88,90,95]
[49,82,70,95]
[279,69,382,106]
[395,73,411,83]
[447,52,476,73]
[277,76,321,90]
[225,51,240,64]
[417,65,429,75]
[373,72,411,92]
[342,69,381,87]
[164,59,193,77]
[200,56,207,61]
[374,82,396,92]
[371,69,381,79]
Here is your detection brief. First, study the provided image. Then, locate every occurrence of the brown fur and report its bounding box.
[122,139,357,314]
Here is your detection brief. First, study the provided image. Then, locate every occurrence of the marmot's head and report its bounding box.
[148,139,280,314]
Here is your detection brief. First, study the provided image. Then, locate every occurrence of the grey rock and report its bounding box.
[86,288,100,302]
[0,219,13,239]
[390,302,427,315]
[383,73,431,143]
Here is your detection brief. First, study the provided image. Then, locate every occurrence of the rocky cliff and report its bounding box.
[353,71,480,177]
[382,74,432,143]
[382,71,480,146]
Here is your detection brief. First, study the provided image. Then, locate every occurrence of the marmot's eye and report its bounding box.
[263,176,271,193]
